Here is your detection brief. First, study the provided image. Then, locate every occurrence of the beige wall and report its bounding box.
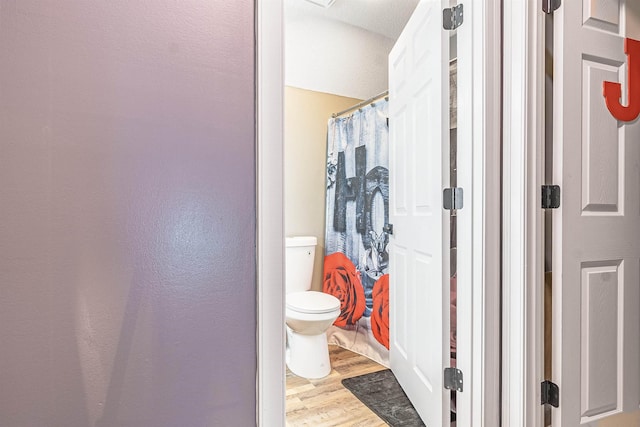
[628,2,640,40]
[285,87,361,291]
[598,410,640,427]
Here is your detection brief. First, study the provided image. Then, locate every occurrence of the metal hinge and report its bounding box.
[444,368,463,392]
[443,4,464,30]
[443,187,464,210]
[542,0,561,14]
[541,380,559,407]
[541,185,561,209]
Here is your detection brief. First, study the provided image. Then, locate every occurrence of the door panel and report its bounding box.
[389,1,450,424]
[581,59,624,213]
[583,0,621,33]
[554,0,640,424]
[580,260,622,417]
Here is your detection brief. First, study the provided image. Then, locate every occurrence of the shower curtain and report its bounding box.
[323,99,390,366]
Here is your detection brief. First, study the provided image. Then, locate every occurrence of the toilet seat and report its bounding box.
[286,291,340,314]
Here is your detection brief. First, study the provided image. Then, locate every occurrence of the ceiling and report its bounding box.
[284,0,420,41]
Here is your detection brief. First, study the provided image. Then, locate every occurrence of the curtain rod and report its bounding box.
[332,90,389,118]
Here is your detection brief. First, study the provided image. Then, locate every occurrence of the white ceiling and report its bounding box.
[284,0,420,41]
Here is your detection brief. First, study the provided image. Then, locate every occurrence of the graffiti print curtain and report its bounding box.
[324,99,390,366]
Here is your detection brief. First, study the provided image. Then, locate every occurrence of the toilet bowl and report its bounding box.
[286,291,340,379]
[285,236,341,379]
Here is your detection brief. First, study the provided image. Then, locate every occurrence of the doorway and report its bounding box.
[256,1,502,425]
[283,2,417,424]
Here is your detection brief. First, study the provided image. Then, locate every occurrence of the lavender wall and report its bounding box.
[0,2,256,426]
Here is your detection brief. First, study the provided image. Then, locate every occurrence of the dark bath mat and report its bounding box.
[341,369,426,426]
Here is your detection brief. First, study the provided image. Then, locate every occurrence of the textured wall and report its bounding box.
[284,87,361,292]
[0,2,256,426]
[285,14,394,100]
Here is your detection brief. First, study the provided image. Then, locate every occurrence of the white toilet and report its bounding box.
[285,236,341,379]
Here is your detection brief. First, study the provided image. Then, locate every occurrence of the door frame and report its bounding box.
[256,1,501,425]
[256,1,285,426]
[501,0,546,425]
[457,1,502,425]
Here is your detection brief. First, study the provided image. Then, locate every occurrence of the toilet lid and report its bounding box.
[286,291,340,314]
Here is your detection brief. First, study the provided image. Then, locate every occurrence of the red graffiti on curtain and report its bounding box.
[603,38,640,122]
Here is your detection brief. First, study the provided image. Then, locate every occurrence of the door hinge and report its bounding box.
[444,367,463,392]
[541,185,561,209]
[443,187,464,210]
[383,223,394,235]
[443,4,464,30]
[541,380,559,407]
[542,0,561,14]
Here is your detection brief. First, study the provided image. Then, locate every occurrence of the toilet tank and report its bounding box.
[285,236,317,294]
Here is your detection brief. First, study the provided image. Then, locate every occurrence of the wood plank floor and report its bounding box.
[286,345,388,427]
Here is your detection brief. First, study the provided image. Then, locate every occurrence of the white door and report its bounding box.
[388,1,451,424]
[553,1,640,425]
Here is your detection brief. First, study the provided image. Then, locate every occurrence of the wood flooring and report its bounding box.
[286,345,388,427]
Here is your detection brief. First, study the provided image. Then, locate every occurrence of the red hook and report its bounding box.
[603,38,640,122]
